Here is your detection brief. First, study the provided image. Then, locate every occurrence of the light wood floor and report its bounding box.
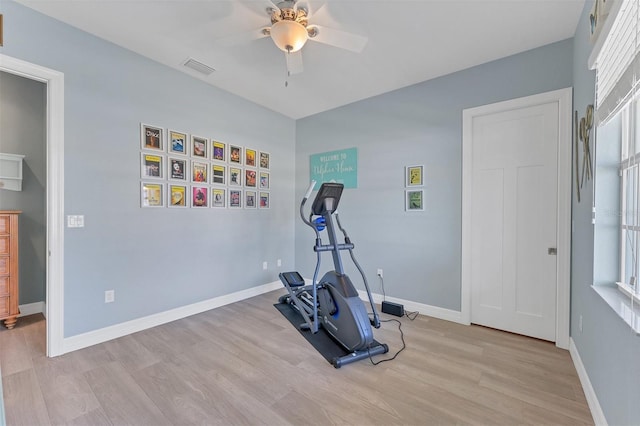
[1,291,593,425]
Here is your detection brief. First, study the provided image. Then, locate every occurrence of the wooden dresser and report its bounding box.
[0,211,20,329]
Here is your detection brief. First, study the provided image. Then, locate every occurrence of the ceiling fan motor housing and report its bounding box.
[268,0,311,52]
[270,0,308,27]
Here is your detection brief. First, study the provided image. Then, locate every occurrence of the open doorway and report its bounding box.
[0,71,46,325]
[0,54,64,357]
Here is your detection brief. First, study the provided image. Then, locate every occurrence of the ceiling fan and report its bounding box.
[221,0,368,76]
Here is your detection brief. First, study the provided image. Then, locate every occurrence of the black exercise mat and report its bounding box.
[274,302,350,364]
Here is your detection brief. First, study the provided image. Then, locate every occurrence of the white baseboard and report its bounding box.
[19,301,46,317]
[358,290,466,324]
[62,281,282,354]
[569,338,607,426]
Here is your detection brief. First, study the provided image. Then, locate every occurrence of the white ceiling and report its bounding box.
[15,0,584,119]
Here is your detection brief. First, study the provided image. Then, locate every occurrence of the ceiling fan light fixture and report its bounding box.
[270,19,308,53]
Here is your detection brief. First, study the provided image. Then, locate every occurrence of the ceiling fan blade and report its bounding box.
[285,50,304,75]
[294,0,316,16]
[216,27,270,47]
[237,0,281,17]
[307,25,368,53]
[297,1,326,20]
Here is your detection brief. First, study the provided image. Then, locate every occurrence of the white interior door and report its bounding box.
[468,100,559,341]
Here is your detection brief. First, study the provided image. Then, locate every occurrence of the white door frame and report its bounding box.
[0,54,65,357]
[461,87,572,349]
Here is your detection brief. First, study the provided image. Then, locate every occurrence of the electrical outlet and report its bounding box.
[277,259,282,267]
[67,215,85,228]
[377,269,383,278]
[263,261,268,270]
[105,290,115,303]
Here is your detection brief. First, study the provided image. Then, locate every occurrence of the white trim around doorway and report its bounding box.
[0,54,65,357]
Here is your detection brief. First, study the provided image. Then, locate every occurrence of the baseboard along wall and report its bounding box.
[61,281,283,354]
[569,338,608,426]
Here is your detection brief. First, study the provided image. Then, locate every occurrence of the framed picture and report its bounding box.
[245,148,257,167]
[212,187,226,208]
[191,135,208,159]
[141,182,163,207]
[141,153,164,179]
[229,166,242,186]
[259,151,270,169]
[230,145,242,165]
[245,190,257,209]
[140,123,164,151]
[168,157,187,181]
[192,161,208,183]
[192,186,208,207]
[168,184,187,208]
[212,164,226,185]
[406,165,424,187]
[229,189,242,208]
[168,130,188,155]
[259,191,270,209]
[245,169,257,188]
[259,171,270,190]
[212,140,226,162]
[405,189,424,211]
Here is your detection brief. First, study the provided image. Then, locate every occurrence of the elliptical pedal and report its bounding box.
[281,271,305,287]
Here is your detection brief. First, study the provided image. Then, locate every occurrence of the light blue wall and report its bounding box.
[571,2,640,425]
[295,39,574,310]
[0,71,47,305]
[0,1,297,336]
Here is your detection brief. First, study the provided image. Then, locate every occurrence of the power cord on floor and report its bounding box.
[404,310,419,320]
[367,318,405,365]
[368,274,417,364]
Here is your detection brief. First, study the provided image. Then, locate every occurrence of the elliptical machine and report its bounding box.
[278,181,388,368]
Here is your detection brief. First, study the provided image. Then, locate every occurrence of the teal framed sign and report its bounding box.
[309,147,358,188]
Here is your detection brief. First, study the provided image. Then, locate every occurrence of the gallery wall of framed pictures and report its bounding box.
[139,123,271,209]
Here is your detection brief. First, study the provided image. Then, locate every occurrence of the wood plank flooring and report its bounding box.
[0,291,593,425]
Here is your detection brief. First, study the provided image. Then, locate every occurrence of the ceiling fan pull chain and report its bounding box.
[285,48,291,87]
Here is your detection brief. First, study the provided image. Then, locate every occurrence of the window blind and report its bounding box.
[594,0,640,125]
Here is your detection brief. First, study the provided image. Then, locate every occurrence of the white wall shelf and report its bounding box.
[0,153,26,191]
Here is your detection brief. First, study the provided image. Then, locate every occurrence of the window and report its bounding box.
[591,0,640,309]
[619,99,640,302]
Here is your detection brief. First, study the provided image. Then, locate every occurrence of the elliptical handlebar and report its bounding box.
[335,214,381,329]
[300,180,319,231]
[299,180,321,333]
[303,180,316,201]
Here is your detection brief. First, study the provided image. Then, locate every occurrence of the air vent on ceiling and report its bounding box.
[183,58,216,76]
